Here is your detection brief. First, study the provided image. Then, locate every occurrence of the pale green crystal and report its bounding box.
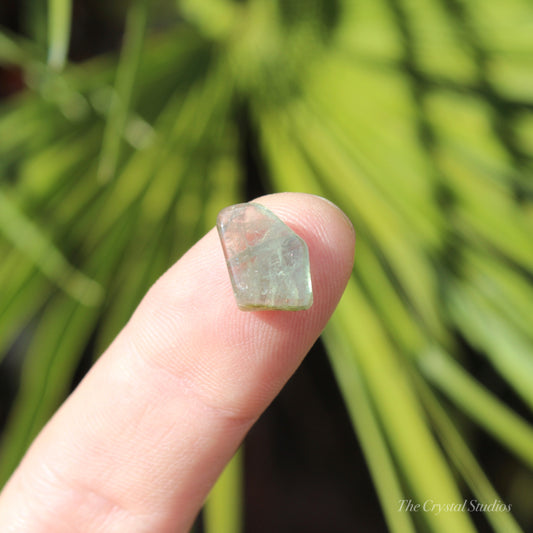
[216,203,313,311]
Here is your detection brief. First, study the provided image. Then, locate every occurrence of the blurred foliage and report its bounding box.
[1,0,533,531]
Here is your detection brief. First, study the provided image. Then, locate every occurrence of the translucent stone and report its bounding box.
[217,203,313,311]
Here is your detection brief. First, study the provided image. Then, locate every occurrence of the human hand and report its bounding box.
[0,193,355,532]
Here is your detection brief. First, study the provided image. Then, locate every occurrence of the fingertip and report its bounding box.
[126,192,355,416]
[0,192,356,533]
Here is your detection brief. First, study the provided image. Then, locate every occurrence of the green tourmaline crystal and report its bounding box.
[216,203,313,311]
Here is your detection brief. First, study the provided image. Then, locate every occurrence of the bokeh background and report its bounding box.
[1,1,533,532]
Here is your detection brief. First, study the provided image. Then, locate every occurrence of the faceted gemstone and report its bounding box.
[217,203,313,311]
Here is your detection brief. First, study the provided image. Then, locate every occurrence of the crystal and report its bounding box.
[217,203,313,311]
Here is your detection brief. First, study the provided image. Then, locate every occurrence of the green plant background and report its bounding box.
[1,0,533,531]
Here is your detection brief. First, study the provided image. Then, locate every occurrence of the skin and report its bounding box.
[0,193,355,532]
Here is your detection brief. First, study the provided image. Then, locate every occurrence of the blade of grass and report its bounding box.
[204,447,243,533]
[0,257,51,361]
[47,0,72,71]
[98,0,150,182]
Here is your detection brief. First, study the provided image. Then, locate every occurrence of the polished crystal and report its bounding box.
[217,203,313,311]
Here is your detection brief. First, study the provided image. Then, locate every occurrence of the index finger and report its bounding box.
[0,192,355,533]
